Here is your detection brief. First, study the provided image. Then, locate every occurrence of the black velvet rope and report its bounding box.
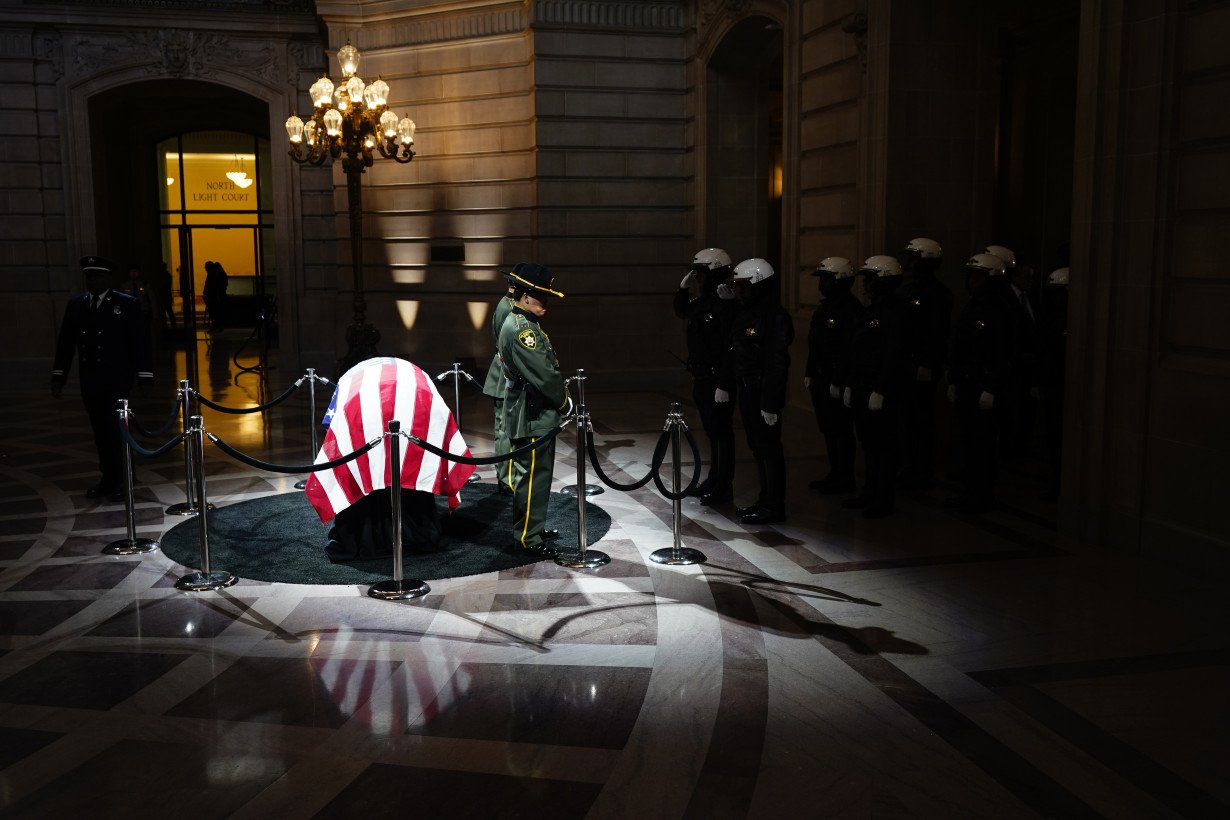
[207,433,382,474]
[403,421,564,466]
[652,426,704,501]
[192,379,303,414]
[586,428,670,492]
[117,418,188,459]
[128,402,182,438]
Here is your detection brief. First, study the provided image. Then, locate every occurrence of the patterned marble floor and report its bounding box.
[1,346,1228,818]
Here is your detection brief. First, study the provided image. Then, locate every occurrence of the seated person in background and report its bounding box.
[305,357,476,562]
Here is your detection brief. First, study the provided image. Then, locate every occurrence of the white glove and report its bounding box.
[714,387,730,404]
[716,283,735,300]
[947,384,957,403]
[680,270,698,290]
[1029,386,1040,399]
[842,387,852,408]
[803,376,812,389]
[868,391,884,411]
[917,366,932,382]
[978,391,995,410]
[829,383,840,399]
[761,410,778,426]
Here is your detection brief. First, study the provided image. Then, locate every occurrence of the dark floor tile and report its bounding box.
[52,531,162,558]
[168,655,399,728]
[409,663,650,749]
[0,498,45,516]
[0,599,96,636]
[85,596,252,639]
[316,762,600,820]
[8,561,141,591]
[0,726,64,770]
[0,539,35,560]
[0,517,42,536]
[5,737,295,817]
[72,506,164,532]
[271,596,445,644]
[0,650,189,710]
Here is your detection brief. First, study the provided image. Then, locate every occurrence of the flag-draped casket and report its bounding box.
[305,357,475,524]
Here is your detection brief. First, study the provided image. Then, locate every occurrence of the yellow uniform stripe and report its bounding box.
[520,438,536,547]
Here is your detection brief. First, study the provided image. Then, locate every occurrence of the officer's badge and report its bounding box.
[911,299,922,307]
[703,313,714,322]
[825,318,836,328]
[113,306,122,315]
[517,329,537,350]
[745,328,757,337]
[869,319,881,329]
[975,320,986,331]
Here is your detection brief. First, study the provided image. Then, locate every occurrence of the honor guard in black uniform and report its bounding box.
[944,253,1015,513]
[841,255,907,519]
[482,263,523,494]
[896,238,953,490]
[804,256,861,494]
[719,258,793,524]
[51,256,153,500]
[989,244,1039,459]
[673,247,739,505]
[1038,266,1069,501]
[498,263,570,555]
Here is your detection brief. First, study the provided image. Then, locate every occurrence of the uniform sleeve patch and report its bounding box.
[517,329,537,350]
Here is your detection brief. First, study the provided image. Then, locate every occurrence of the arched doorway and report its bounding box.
[87,80,273,386]
[704,16,784,270]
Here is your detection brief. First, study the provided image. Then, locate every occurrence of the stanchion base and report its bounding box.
[554,549,611,569]
[102,538,160,556]
[175,570,238,591]
[649,547,707,566]
[294,479,308,490]
[166,501,215,516]
[368,578,430,601]
[467,472,481,484]
[561,483,605,497]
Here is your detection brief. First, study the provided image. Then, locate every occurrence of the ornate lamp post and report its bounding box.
[286,42,416,371]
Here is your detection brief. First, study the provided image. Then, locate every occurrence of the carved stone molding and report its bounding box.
[698,0,752,30]
[352,6,527,51]
[533,1,686,30]
[841,11,868,69]
[287,40,325,85]
[33,30,64,78]
[68,28,278,84]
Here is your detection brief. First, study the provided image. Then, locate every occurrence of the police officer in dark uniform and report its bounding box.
[1038,266,1069,501]
[719,258,793,524]
[896,238,953,490]
[498,263,570,555]
[673,247,738,504]
[944,253,1015,513]
[841,255,907,519]
[51,256,153,500]
[482,263,523,495]
[804,256,861,494]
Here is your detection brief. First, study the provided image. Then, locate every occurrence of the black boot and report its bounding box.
[736,460,766,516]
[743,458,786,523]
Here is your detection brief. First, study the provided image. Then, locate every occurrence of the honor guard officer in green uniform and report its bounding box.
[498,263,570,556]
[481,263,523,495]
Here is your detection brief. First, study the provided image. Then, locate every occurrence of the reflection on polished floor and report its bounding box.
[1,340,1228,818]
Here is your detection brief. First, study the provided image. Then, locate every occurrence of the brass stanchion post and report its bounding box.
[103,399,159,556]
[368,420,430,601]
[175,415,237,591]
[650,402,706,566]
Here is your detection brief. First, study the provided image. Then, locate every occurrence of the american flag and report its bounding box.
[305,357,475,523]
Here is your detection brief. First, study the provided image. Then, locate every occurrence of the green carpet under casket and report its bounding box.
[159,482,613,585]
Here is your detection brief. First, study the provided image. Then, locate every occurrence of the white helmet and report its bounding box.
[691,247,731,270]
[985,244,1016,269]
[965,252,1007,276]
[812,256,854,279]
[903,237,942,259]
[859,255,902,277]
[731,258,775,284]
[1047,267,1069,286]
